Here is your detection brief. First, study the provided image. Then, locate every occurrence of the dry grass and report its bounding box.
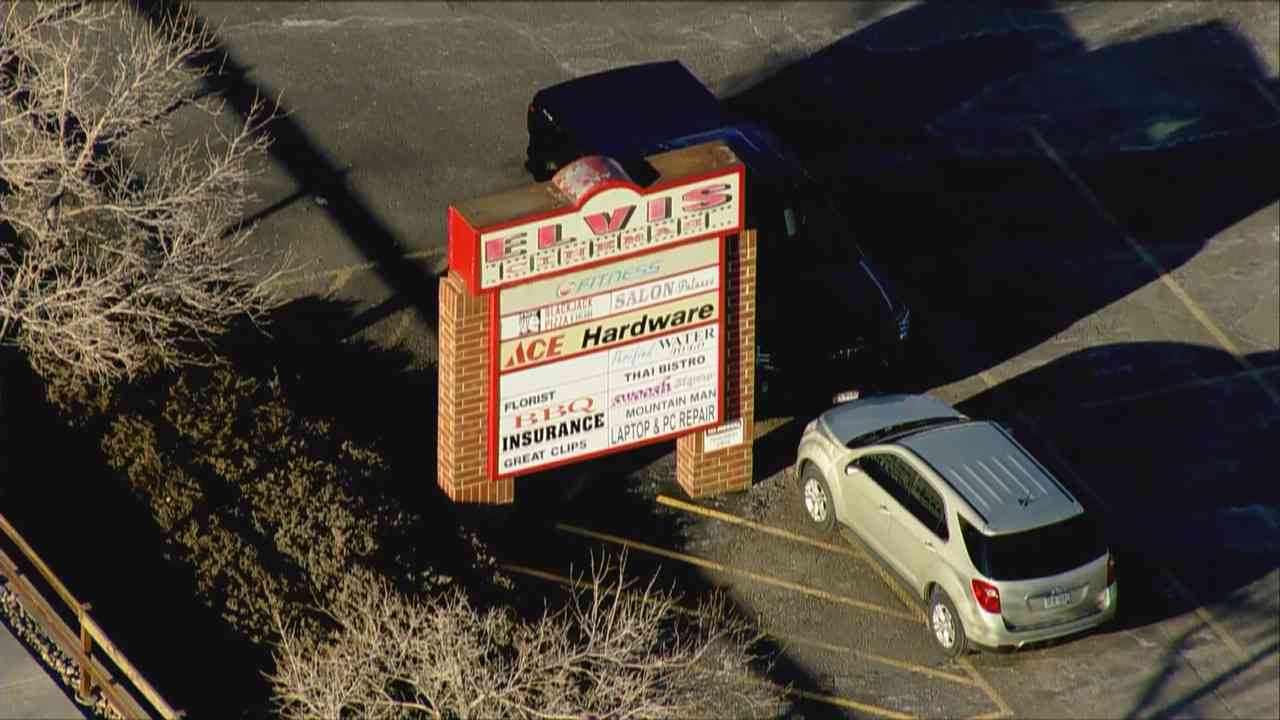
[99,366,438,643]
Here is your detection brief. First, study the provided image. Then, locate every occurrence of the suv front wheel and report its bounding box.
[799,466,835,533]
[928,588,968,657]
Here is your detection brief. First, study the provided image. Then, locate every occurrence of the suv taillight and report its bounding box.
[1106,553,1116,587]
[971,579,1001,614]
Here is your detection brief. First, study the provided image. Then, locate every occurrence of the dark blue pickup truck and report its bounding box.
[525,61,910,406]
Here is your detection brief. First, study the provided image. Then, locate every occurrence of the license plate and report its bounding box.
[1043,591,1072,609]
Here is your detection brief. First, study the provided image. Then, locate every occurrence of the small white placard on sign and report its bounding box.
[703,418,744,452]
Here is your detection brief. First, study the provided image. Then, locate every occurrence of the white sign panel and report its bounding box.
[478,171,741,289]
[703,419,745,452]
[495,239,723,477]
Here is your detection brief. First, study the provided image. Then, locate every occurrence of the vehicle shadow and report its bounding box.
[957,342,1280,637]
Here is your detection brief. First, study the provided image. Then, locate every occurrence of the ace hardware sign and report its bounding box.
[442,142,752,501]
[496,238,724,476]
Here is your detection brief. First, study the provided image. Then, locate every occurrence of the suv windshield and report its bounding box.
[960,513,1107,581]
[846,416,965,448]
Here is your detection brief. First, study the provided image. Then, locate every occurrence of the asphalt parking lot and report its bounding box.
[92,2,1280,717]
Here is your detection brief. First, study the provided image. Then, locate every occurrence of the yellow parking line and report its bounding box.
[784,686,917,720]
[959,658,1013,719]
[1019,126,1272,666]
[501,562,972,686]
[1251,77,1280,115]
[848,649,975,686]
[499,562,584,589]
[1080,364,1280,409]
[1014,408,1254,668]
[1026,125,1280,409]
[773,631,978,687]
[657,494,864,557]
[657,494,926,618]
[554,523,923,624]
[1013,410,1251,664]
[1165,575,1250,662]
[265,248,445,289]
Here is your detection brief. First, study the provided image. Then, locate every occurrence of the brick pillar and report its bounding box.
[676,230,756,498]
[438,271,513,504]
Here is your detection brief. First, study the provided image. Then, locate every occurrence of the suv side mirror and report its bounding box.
[845,461,861,476]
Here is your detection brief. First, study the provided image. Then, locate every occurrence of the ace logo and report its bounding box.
[504,335,564,368]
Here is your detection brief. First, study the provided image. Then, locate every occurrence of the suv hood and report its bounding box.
[821,394,963,445]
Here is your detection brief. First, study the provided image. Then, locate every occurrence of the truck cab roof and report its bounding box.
[530,61,806,187]
[532,61,727,162]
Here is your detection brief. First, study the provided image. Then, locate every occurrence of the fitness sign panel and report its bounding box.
[495,238,724,477]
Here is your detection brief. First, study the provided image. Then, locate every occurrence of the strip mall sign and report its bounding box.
[447,143,744,480]
[494,238,724,477]
[449,165,742,293]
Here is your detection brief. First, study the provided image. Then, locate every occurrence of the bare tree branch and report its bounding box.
[1,1,294,391]
[267,553,788,720]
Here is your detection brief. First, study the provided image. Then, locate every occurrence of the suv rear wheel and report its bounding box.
[928,588,968,657]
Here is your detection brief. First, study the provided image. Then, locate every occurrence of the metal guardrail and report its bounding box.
[0,512,183,719]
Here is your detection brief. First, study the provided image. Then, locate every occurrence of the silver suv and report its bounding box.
[793,394,1117,656]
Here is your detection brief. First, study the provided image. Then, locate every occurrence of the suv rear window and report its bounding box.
[960,512,1106,581]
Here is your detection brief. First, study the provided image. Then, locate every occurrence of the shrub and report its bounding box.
[269,553,788,720]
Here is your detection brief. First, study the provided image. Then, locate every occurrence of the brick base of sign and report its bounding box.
[437,271,512,504]
[676,230,756,498]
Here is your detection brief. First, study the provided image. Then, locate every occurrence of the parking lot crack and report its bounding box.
[221,14,474,38]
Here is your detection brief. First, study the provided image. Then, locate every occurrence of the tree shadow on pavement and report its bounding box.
[1124,597,1278,718]
[128,0,443,341]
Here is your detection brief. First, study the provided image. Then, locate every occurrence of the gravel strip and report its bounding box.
[0,581,119,720]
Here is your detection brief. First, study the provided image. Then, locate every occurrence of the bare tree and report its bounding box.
[268,553,789,720]
[0,1,290,391]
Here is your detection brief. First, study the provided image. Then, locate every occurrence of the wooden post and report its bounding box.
[77,603,93,703]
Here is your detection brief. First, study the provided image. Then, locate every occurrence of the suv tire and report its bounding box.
[799,465,836,533]
[929,588,968,658]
